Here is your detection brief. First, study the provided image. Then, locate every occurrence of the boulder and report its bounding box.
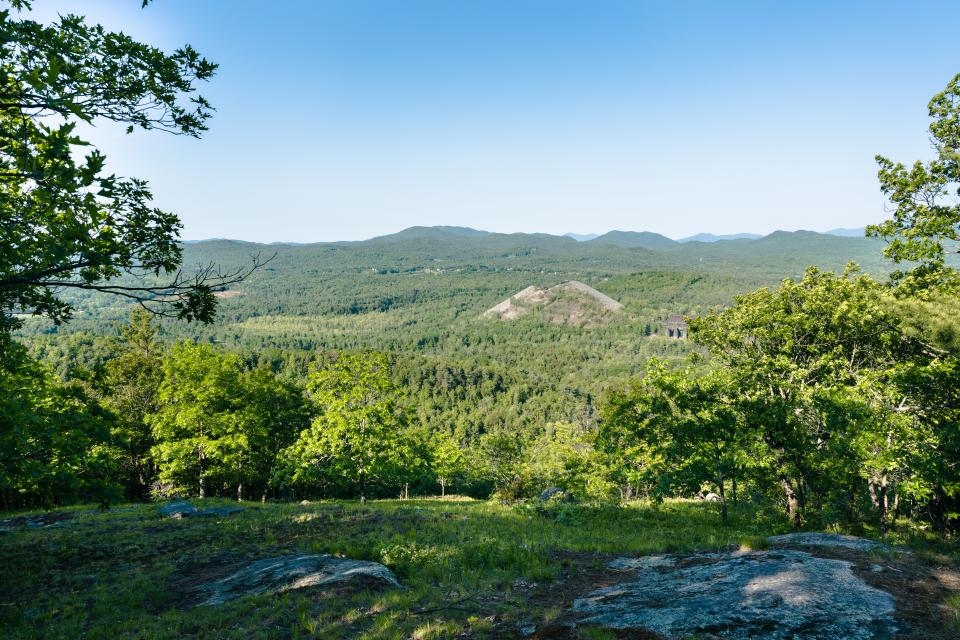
[158,501,245,519]
[539,487,574,502]
[195,554,401,606]
[158,501,197,518]
[703,492,722,502]
[573,549,897,639]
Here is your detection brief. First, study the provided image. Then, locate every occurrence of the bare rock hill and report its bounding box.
[483,281,623,325]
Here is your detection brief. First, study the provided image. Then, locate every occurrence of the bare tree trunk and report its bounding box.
[930,486,947,533]
[440,478,446,497]
[891,484,900,531]
[359,465,366,504]
[878,475,888,537]
[718,479,728,526]
[198,446,206,499]
[715,455,728,526]
[781,477,800,528]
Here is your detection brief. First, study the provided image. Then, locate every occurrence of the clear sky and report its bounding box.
[29,1,960,242]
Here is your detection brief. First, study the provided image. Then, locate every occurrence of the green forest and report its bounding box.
[0,1,958,536]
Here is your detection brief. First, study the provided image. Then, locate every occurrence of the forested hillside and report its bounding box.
[17,227,897,468]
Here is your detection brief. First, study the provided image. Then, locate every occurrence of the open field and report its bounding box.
[1,498,958,639]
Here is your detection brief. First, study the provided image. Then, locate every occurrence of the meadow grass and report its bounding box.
[0,498,952,639]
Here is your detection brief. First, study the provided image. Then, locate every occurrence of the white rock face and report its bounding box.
[574,549,897,639]
[196,554,401,606]
[483,281,623,322]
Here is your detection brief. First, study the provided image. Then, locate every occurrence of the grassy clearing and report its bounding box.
[0,498,954,639]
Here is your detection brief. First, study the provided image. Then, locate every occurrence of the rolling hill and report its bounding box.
[587,230,678,250]
[678,232,763,242]
[484,280,624,325]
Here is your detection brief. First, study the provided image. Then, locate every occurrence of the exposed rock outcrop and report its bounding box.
[574,549,897,639]
[158,501,244,519]
[0,511,74,532]
[483,281,623,325]
[766,532,893,553]
[195,554,401,606]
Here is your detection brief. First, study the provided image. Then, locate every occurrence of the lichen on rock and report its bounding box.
[196,554,401,606]
[574,549,897,639]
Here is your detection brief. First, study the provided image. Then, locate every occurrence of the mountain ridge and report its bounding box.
[180,225,872,246]
[586,230,677,250]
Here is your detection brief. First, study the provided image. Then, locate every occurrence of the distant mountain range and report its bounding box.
[824,227,868,237]
[186,226,867,246]
[678,232,764,243]
[177,226,896,291]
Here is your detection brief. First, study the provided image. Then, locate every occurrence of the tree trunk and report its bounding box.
[781,477,800,528]
[930,486,947,534]
[878,475,888,537]
[198,446,206,499]
[237,482,243,502]
[715,453,728,525]
[359,466,366,504]
[440,478,446,497]
[718,479,728,526]
[891,485,900,531]
[731,473,737,505]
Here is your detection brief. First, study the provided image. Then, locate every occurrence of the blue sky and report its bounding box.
[30,1,960,242]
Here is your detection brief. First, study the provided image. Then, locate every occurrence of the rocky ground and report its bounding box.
[1,499,957,639]
[530,533,960,639]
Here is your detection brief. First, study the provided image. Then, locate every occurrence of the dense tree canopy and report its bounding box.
[278,352,422,500]
[0,336,119,508]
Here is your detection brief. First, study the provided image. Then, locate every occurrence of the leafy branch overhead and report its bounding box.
[868,73,960,296]
[0,2,264,330]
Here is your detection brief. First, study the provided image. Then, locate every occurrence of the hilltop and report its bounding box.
[586,230,677,250]
[484,280,624,326]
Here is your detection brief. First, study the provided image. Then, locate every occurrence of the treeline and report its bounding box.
[1,312,607,507]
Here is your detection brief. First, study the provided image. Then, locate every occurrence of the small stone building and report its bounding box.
[665,314,688,338]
